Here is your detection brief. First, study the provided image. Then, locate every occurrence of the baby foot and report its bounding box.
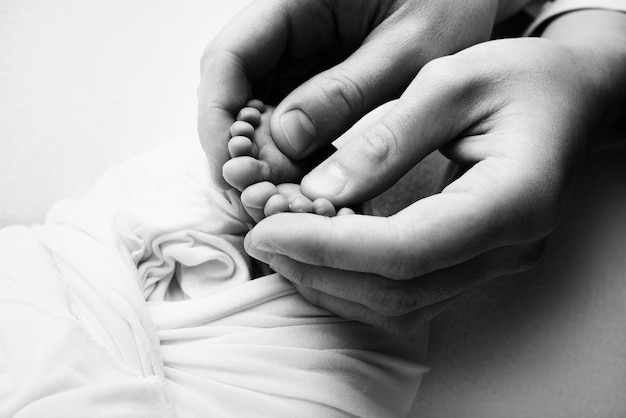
[223,99,312,192]
[240,181,355,223]
[224,99,355,223]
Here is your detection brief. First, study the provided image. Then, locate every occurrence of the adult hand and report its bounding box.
[198,0,500,189]
[244,11,626,335]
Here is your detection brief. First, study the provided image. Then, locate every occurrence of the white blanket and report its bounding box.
[0,139,427,417]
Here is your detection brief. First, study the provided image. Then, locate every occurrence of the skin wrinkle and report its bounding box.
[424,43,588,245]
[316,70,366,132]
[357,120,395,169]
[421,61,515,155]
[203,4,626,337]
[200,0,510,193]
[335,37,413,126]
[336,68,368,122]
[321,215,358,270]
[298,27,596,284]
[271,0,500,168]
[253,212,548,335]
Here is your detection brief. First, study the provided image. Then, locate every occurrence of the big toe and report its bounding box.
[223,156,268,191]
[241,181,279,223]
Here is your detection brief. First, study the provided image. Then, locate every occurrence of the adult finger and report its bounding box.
[199,0,343,188]
[247,156,558,280]
[268,0,497,161]
[248,239,546,315]
[292,238,546,335]
[198,1,289,188]
[268,17,441,161]
[298,55,490,206]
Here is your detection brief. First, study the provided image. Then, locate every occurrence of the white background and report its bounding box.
[0,0,251,226]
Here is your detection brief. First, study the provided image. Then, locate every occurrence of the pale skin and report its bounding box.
[199,0,506,189]
[224,98,354,222]
[206,0,524,221]
[201,1,626,334]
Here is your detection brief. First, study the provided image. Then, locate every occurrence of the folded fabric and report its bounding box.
[0,138,428,417]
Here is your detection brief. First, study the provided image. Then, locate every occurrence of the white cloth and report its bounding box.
[0,138,428,417]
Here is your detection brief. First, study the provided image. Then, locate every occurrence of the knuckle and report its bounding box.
[318,70,366,120]
[415,55,482,104]
[357,121,397,168]
[418,55,460,87]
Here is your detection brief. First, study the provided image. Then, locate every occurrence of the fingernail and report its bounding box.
[244,236,274,264]
[280,109,316,153]
[253,240,278,253]
[305,163,347,197]
[267,253,277,271]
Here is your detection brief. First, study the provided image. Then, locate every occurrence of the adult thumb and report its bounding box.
[300,57,482,206]
[268,30,421,161]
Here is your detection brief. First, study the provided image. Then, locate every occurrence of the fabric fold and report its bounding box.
[0,138,427,417]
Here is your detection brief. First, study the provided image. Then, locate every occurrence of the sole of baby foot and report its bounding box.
[223,99,337,192]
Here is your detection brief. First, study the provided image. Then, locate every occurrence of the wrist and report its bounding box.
[542,10,626,151]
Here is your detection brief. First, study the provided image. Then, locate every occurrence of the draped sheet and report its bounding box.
[0,139,428,417]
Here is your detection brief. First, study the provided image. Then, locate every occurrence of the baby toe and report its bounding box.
[290,195,314,213]
[276,183,302,200]
[337,207,356,216]
[241,181,278,222]
[230,120,255,138]
[222,156,268,191]
[312,198,337,217]
[246,99,265,112]
[237,107,262,127]
[228,136,255,158]
[264,194,290,217]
